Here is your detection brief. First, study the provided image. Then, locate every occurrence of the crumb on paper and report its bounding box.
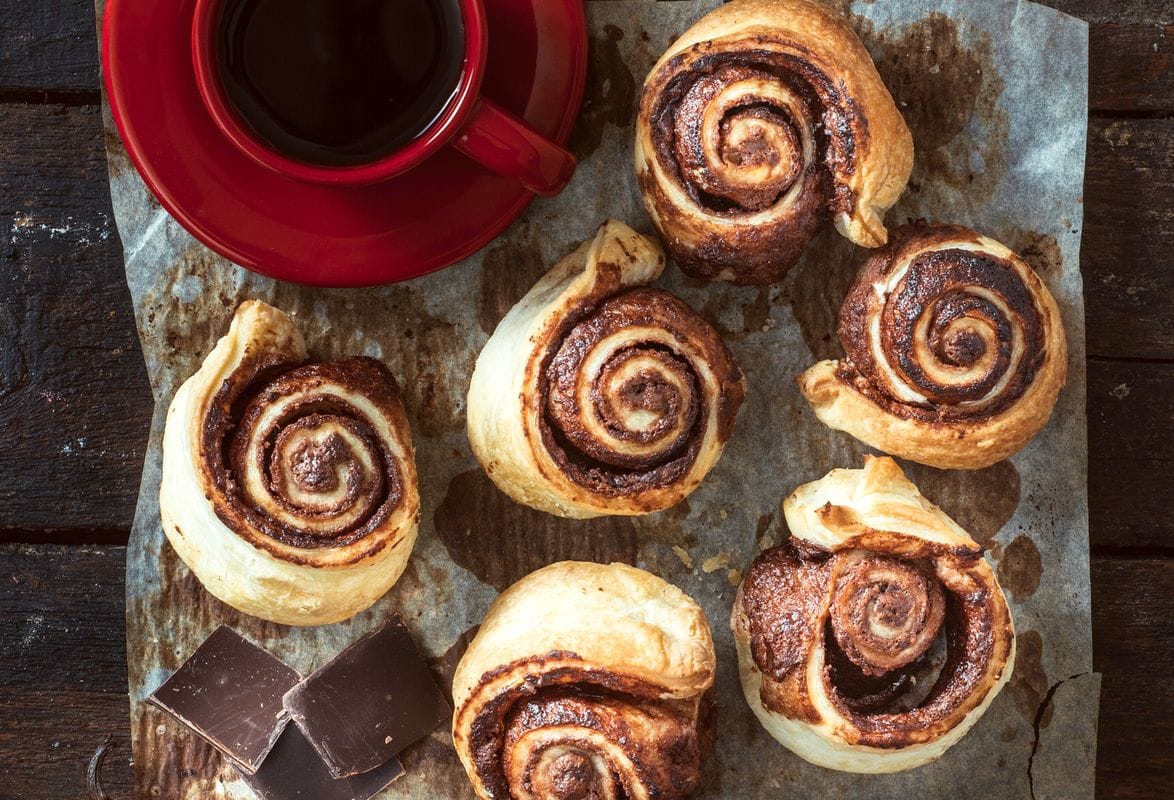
[701,552,731,574]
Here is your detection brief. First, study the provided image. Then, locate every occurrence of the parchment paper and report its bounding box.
[100,1,1096,797]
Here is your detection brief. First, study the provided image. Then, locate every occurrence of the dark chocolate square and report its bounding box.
[283,618,451,778]
[238,723,404,800]
[149,625,301,773]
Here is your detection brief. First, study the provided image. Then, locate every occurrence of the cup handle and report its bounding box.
[452,99,577,196]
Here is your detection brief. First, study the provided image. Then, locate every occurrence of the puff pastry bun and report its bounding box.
[466,220,745,518]
[731,456,1016,772]
[635,0,913,284]
[453,561,716,799]
[159,300,419,626]
[799,222,1068,469]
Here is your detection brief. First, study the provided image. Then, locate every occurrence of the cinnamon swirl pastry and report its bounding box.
[452,561,716,799]
[731,456,1016,773]
[635,0,913,284]
[466,220,745,518]
[799,222,1068,469]
[159,301,419,626]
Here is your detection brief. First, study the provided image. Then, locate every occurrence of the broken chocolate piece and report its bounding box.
[239,723,404,800]
[283,618,451,778]
[149,625,300,773]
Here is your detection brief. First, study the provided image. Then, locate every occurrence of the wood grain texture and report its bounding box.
[1089,24,1174,114]
[0,544,133,800]
[1091,558,1174,798]
[1087,360,1173,551]
[0,104,152,535]
[1084,118,1174,361]
[0,0,100,97]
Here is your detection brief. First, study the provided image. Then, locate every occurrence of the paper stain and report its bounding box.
[786,225,866,361]
[155,541,289,668]
[900,460,1021,547]
[267,284,466,438]
[997,535,1043,601]
[104,124,134,179]
[397,731,469,798]
[476,223,547,336]
[568,24,637,160]
[1010,229,1063,280]
[1008,629,1051,727]
[637,498,697,548]
[133,705,224,800]
[433,470,640,592]
[428,624,480,704]
[867,13,1010,219]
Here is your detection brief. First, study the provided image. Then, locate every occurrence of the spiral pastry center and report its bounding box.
[266,414,383,521]
[529,748,614,800]
[672,65,812,213]
[541,288,727,492]
[224,359,402,548]
[852,247,1048,418]
[828,553,945,676]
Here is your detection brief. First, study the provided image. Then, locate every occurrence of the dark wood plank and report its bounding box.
[1092,558,1174,798]
[1089,24,1174,114]
[0,0,99,97]
[1083,117,1174,361]
[3,545,1170,799]
[1046,0,1174,25]
[0,103,152,535]
[1087,360,1173,551]
[0,544,132,799]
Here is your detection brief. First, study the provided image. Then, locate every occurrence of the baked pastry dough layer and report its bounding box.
[731,456,1016,772]
[159,300,419,626]
[467,219,744,518]
[453,561,716,799]
[799,222,1068,469]
[635,0,913,284]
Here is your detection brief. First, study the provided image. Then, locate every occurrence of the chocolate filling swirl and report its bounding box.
[468,663,712,800]
[651,50,850,220]
[202,357,405,550]
[640,45,862,281]
[741,541,1007,749]
[838,225,1051,422]
[539,288,742,498]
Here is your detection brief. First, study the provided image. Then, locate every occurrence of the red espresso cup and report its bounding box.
[190,0,577,194]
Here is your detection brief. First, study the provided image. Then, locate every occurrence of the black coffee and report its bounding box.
[216,0,465,167]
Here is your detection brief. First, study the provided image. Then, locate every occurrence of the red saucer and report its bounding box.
[102,0,587,287]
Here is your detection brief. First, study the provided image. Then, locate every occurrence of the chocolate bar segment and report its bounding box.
[283,618,451,778]
[239,723,404,800]
[149,625,300,773]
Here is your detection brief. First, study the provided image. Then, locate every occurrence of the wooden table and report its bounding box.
[0,1,1169,797]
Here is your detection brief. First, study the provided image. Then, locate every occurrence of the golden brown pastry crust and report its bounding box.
[731,457,1016,772]
[799,222,1068,469]
[453,561,716,800]
[159,301,419,625]
[635,0,913,284]
[466,220,745,518]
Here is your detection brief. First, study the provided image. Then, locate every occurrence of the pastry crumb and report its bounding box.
[672,546,694,570]
[702,552,731,573]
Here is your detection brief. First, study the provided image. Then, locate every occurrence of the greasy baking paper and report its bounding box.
[98,1,1095,797]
